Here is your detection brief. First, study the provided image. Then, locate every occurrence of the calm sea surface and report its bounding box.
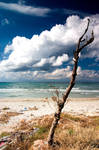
[0,82,99,99]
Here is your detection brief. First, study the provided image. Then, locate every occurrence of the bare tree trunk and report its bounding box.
[48,19,94,146]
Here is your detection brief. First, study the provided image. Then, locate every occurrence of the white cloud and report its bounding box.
[52,54,69,66]
[33,54,69,67]
[0,66,99,82]
[77,66,99,81]
[0,15,99,81]
[81,14,99,60]
[34,58,48,67]
[44,66,71,79]
[34,67,99,81]
[30,66,72,80]
[1,15,92,72]
[33,56,55,67]
[0,70,36,82]
[0,2,50,16]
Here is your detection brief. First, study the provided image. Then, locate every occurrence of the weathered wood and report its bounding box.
[48,19,94,146]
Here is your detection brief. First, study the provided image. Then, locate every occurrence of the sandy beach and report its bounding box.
[0,97,99,134]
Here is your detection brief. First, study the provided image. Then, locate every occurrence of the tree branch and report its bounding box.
[77,19,90,49]
[48,19,94,146]
[79,30,94,52]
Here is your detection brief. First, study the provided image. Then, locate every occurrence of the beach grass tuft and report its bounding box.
[0,112,22,124]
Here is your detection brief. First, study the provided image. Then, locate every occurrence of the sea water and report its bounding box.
[0,82,99,99]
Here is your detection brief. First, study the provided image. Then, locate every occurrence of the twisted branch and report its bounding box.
[48,19,94,146]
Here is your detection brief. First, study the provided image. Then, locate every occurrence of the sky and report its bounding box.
[0,0,99,82]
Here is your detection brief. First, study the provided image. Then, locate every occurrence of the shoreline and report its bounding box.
[0,97,99,101]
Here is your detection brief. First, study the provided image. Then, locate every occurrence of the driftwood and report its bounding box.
[48,19,94,146]
[0,128,38,150]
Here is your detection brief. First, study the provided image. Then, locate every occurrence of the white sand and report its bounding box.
[0,97,99,134]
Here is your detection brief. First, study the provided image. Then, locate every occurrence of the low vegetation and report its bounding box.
[0,112,21,124]
[2,113,99,150]
[0,132,10,138]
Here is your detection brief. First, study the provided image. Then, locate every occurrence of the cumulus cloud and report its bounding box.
[0,66,71,82]
[77,66,99,81]
[52,54,69,66]
[23,66,72,80]
[33,54,69,68]
[33,56,55,67]
[1,15,92,71]
[0,2,50,16]
[0,15,99,81]
[82,14,99,60]
[34,66,99,81]
[44,66,71,79]
[0,66,99,82]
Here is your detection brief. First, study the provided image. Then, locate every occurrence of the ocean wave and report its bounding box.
[0,88,28,92]
[0,87,99,93]
[71,89,99,93]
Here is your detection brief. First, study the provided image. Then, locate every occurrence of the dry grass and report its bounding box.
[55,126,99,150]
[0,112,21,124]
[28,106,38,111]
[2,107,10,110]
[4,113,99,150]
[15,119,33,131]
[0,132,10,138]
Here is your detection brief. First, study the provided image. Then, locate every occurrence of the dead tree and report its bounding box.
[48,19,94,146]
